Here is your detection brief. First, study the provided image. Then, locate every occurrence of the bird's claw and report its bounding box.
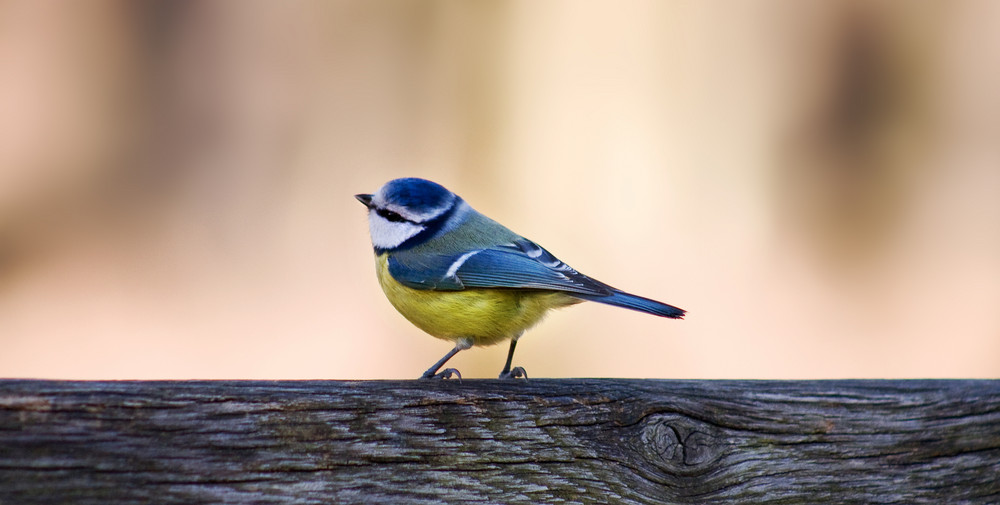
[420,368,462,381]
[498,366,528,380]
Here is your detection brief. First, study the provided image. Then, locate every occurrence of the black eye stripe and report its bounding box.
[376,207,409,223]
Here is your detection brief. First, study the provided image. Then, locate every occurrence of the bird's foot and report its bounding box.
[420,368,462,381]
[498,366,528,380]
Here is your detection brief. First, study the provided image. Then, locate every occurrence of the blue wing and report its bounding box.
[387,238,686,319]
[387,238,612,296]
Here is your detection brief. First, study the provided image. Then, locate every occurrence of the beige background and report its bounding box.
[1,1,998,379]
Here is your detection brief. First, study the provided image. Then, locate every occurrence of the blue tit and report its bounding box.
[356,177,685,379]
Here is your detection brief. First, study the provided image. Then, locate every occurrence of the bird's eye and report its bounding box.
[377,208,408,223]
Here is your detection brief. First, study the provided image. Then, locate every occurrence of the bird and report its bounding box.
[355,177,685,379]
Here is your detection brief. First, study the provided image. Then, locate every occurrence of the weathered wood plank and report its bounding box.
[1,379,998,504]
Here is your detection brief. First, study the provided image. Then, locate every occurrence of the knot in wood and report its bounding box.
[639,413,722,470]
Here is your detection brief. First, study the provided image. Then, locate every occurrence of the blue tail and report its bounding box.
[576,290,685,319]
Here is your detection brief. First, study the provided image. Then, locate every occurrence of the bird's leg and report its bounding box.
[499,339,517,376]
[420,338,472,379]
[498,335,528,380]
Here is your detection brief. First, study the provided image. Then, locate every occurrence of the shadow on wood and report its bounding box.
[1,379,999,504]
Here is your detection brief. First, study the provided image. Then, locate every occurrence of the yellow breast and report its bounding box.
[375,253,580,346]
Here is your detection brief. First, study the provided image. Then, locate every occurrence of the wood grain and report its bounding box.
[1,379,999,504]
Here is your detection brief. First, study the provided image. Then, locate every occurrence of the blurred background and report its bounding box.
[1,0,998,380]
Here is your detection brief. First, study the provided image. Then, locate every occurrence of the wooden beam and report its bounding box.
[1,379,999,504]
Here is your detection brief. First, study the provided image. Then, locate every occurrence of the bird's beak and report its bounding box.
[355,194,374,208]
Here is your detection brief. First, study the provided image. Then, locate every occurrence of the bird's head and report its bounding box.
[356,178,458,252]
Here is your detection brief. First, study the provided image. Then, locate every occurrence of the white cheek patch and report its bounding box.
[369,214,425,249]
